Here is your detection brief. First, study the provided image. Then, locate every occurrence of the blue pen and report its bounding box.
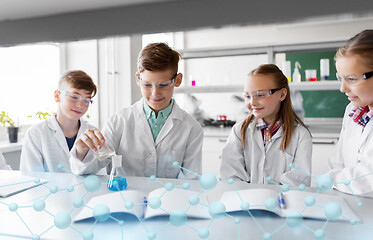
[277,193,286,209]
[141,196,148,219]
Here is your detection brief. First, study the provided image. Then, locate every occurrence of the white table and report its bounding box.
[0,170,372,240]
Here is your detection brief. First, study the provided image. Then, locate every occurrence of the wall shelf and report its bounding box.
[175,81,340,94]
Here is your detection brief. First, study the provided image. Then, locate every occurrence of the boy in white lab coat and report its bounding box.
[20,70,98,172]
[70,43,203,179]
[327,29,373,195]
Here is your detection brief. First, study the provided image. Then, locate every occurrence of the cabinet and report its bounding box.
[176,41,344,93]
[311,138,338,187]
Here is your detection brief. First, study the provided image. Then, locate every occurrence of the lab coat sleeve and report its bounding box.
[70,147,110,175]
[177,124,203,180]
[327,111,348,170]
[70,117,117,175]
[326,108,373,195]
[220,124,250,182]
[20,128,45,172]
[280,127,312,186]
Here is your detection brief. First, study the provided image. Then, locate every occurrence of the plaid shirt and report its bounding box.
[349,106,373,128]
[256,118,281,146]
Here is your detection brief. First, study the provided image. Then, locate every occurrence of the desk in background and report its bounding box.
[0,170,372,240]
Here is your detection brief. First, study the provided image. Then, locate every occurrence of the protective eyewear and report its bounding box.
[243,88,281,100]
[59,90,93,106]
[336,71,373,85]
[138,73,177,89]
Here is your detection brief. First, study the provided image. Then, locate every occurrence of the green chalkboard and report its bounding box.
[286,51,350,118]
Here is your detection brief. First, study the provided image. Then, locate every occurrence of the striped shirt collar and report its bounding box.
[349,105,373,128]
[256,118,281,146]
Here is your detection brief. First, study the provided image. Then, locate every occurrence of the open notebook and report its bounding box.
[220,188,360,222]
[74,188,210,222]
[0,176,48,197]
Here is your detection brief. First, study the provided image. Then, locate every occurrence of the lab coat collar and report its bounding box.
[248,119,284,151]
[134,99,184,146]
[46,114,88,157]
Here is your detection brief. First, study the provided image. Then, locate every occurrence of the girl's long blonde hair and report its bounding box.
[240,64,309,151]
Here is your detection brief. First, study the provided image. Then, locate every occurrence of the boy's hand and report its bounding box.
[75,128,105,161]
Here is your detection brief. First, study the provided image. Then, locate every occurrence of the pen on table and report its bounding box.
[141,196,148,219]
[277,192,286,209]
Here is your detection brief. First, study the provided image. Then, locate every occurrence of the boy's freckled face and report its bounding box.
[56,84,91,121]
[137,70,182,113]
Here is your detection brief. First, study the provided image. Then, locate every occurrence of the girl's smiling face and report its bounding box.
[336,55,373,110]
[244,74,286,125]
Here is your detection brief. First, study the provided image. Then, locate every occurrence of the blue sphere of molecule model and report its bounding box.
[286,211,303,228]
[182,182,190,190]
[298,184,306,191]
[33,178,40,184]
[208,202,226,219]
[172,161,180,168]
[281,184,290,192]
[324,202,342,221]
[73,198,84,208]
[93,204,111,222]
[125,200,134,209]
[165,182,174,191]
[198,228,210,238]
[169,210,187,227]
[84,175,102,192]
[118,220,125,227]
[304,196,316,207]
[234,218,240,224]
[228,178,234,184]
[67,185,74,192]
[188,194,200,206]
[266,177,272,183]
[54,212,71,229]
[150,175,156,182]
[264,198,277,210]
[57,164,63,170]
[241,201,250,211]
[200,173,217,190]
[263,233,272,240]
[314,229,325,240]
[147,232,156,240]
[350,219,356,225]
[32,234,40,240]
[33,199,46,211]
[316,174,333,192]
[148,197,161,209]
[83,231,94,240]
[49,185,58,193]
[8,202,18,212]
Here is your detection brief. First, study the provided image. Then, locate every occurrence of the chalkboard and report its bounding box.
[286,51,350,118]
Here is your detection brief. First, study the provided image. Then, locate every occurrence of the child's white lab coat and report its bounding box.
[328,103,373,195]
[70,99,203,179]
[20,115,94,172]
[220,119,312,186]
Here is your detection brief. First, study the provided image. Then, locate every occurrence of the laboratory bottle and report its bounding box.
[107,155,127,191]
[293,61,302,83]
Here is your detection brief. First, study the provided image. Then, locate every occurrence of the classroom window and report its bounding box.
[0,44,60,125]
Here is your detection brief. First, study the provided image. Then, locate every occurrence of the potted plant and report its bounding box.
[0,111,18,143]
